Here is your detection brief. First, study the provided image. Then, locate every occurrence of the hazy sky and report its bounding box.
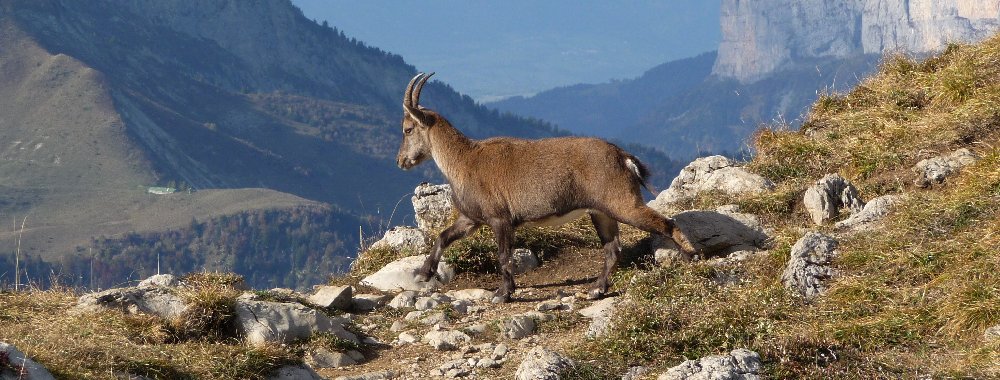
[293,1,721,101]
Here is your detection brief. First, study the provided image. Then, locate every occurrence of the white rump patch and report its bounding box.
[625,158,641,178]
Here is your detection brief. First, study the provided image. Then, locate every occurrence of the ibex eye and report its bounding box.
[404,128,413,135]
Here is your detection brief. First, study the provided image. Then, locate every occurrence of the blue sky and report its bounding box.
[293,1,721,101]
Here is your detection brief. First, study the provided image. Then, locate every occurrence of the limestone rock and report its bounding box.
[308,285,352,310]
[649,156,774,211]
[835,195,900,231]
[0,342,56,380]
[513,248,540,274]
[622,366,651,380]
[504,315,538,339]
[985,325,1000,343]
[388,290,419,309]
[137,274,180,288]
[413,183,454,232]
[352,294,389,312]
[781,232,839,300]
[515,347,574,380]
[578,297,618,338]
[658,348,761,380]
[371,226,428,254]
[446,288,493,302]
[235,299,357,345]
[360,255,455,292]
[422,330,471,351]
[333,371,395,380]
[653,208,770,264]
[803,174,865,225]
[76,286,188,321]
[306,348,359,368]
[914,148,979,187]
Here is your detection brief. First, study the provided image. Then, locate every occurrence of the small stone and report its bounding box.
[985,325,1000,342]
[447,288,493,302]
[493,343,509,359]
[521,311,554,322]
[352,294,389,312]
[415,296,441,311]
[137,274,180,288]
[512,248,540,274]
[308,285,353,310]
[398,332,419,344]
[451,299,473,314]
[360,255,455,292]
[578,297,618,338]
[803,173,865,225]
[658,348,761,380]
[503,315,537,339]
[306,348,357,368]
[390,320,408,332]
[781,232,839,300]
[465,323,488,335]
[423,330,471,350]
[477,358,500,368]
[388,291,419,309]
[514,347,574,380]
[536,300,564,312]
[914,148,979,187]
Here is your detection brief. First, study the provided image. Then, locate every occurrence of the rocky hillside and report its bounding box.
[2,35,999,378]
[491,1,1000,159]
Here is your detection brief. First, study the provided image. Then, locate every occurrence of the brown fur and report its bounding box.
[396,73,691,301]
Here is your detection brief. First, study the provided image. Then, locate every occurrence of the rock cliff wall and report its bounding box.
[714,0,1000,83]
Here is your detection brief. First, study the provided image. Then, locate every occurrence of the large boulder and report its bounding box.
[515,347,575,380]
[235,298,358,346]
[0,342,56,380]
[914,148,979,187]
[653,207,771,264]
[649,156,774,210]
[360,255,455,292]
[781,232,839,300]
[835,195,900,231]
[370,226,428,254]
[658,349,761,380]
[413,183,454,232]
[75,286,188,321]
[803,174,865,225]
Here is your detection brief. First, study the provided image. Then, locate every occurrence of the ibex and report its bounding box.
[397,72,693,302]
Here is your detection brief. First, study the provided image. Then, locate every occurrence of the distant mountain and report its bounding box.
[0,0,679,289]
[491,0,1000,159]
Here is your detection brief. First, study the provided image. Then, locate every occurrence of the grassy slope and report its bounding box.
[566,37,1000,378]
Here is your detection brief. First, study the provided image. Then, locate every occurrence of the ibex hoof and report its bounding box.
[586,288,606,300]
[414,271,436,283]
[491,289,513,304]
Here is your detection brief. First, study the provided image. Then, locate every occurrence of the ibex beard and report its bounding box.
[396,72,695,303]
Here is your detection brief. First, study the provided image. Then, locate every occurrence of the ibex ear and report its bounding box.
[410,109,435,128]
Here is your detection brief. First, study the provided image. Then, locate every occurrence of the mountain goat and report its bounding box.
[397,72,692,302]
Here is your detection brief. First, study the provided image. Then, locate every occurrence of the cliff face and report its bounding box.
[714,0,1000,83]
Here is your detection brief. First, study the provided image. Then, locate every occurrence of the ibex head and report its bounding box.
[396,72,438,170]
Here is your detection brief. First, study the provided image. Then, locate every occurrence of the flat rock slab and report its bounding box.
[0,342,56,380]
[654,208,770,263]
[371,226,428,254]
[658,349,761,380]
[236,298,357,346]
[308,285,353,310]
[361,255,455,292]
[75,286,188,321]
[835,195,900,231]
